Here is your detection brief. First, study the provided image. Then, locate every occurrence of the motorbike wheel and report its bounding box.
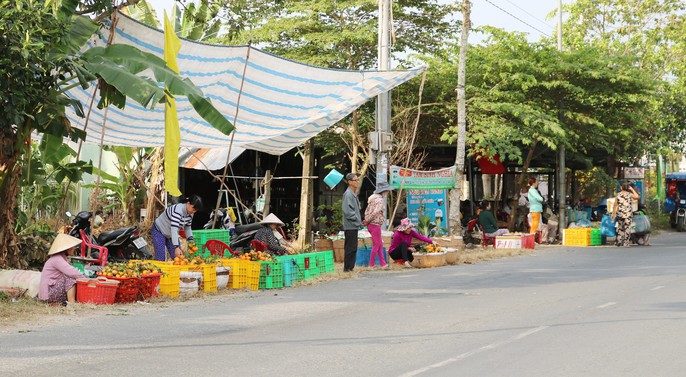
[677,217,685,232]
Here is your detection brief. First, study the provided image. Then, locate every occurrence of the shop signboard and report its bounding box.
[406,189,448,230]
[390,165,456,189]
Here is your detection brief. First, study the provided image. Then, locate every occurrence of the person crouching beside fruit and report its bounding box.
[254,213,290,255]
[389,218,438,268]
[39,234,87,306]
[152,195,202,261]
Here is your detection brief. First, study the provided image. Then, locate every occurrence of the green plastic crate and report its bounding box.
[314,251,335,275]
[71,262,85,274]
[258,260,284,289]
[292,253,319,280]
[590,228,602,246]
[192,229,231,255]
[321,250,335,273]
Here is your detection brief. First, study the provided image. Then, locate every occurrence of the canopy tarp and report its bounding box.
[66,12,425,156]
[179,147,245,171]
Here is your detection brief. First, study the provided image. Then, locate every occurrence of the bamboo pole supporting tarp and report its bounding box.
[211,44,252,228]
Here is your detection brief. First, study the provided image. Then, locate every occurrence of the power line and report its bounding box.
[481,0,551,37]
[500,0,556,30]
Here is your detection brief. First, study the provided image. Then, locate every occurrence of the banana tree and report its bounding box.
[0,0,234,268]
[84,146,149,225]
[18,134,88,234]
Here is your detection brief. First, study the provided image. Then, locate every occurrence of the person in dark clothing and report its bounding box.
[341,172,362,272]
[477,201,509,237]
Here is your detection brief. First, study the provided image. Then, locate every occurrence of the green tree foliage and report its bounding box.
[0,0,234,268]
[561,0,686,157]
[434,29,655,168]
[212,0,458,177]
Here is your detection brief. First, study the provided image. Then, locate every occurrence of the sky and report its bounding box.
[146,0,569,43]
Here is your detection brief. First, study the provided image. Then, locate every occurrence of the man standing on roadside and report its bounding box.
[342,173,362,272]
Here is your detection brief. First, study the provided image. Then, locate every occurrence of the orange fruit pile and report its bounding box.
[238,250,274,261]
[96,261,160,278]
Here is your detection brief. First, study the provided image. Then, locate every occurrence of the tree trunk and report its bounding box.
[606,154,617,197]
[507,140,538,231]
[348,110,371,196]
[298,139,315,249]
[0,128,25,269]
[448,0,471,236]
[143,148,165,229]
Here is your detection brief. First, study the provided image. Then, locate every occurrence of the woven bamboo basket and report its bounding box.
[444,248,460,264]
[412,252,447,268]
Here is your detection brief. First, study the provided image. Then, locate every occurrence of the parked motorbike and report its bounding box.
[229,222,262,252]
[665,173,686,231]
[463,217,482,246]
[66,211,152,261]
[203,208,233,230]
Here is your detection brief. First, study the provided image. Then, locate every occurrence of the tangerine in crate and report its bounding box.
[139,273,162,299]
[109,276,141,303]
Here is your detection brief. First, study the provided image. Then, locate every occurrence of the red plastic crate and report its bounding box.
[76,278,119,305]
[108,277,141,303]
[521,234,535,249]
[139,274,162,299]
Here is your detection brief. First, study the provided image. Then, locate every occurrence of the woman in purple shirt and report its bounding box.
[389,218,436,268]
[39,233,86,305]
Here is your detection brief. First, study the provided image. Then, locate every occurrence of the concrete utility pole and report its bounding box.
[448,0,470,236]
[375,0,392,185]
[557,0,566,229]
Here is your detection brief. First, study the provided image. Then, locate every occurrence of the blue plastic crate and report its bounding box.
[355,246,387,266]
[277,255,299,286]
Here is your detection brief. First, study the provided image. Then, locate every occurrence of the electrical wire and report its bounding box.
[481,0,551,37]
[500,0,556,30]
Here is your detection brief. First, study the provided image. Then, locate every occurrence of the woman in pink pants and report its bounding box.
[362,181,394,268]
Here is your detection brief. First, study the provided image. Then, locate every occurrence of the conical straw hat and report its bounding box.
[48,233,82,256]
[260,213,285,226]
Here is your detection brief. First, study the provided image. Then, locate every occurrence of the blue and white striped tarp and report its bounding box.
[65,12,426,156]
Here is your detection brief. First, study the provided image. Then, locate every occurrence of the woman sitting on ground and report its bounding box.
[254,213,290,255]
[39,234,87,306]
[477,201,509,237]
[388,218,437,267]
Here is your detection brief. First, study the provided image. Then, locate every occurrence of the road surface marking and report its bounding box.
[597,302,616,309]
[400,326,549,376]
[651,286,665,291]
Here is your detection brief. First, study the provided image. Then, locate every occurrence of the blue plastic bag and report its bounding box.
[631,214,651,234]
[600,214,616,237]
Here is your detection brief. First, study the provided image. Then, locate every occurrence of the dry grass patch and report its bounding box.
[456,247,535,264]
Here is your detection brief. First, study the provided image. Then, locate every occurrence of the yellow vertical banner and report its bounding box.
[163,11,183,197]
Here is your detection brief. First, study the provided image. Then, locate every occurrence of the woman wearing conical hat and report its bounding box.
[38,234,86,305]
[254,213,289,255]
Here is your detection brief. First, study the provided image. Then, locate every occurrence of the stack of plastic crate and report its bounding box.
[221,258,260,290]
[258,260,284,289]
[275,255,299,287]
[563,228,592,246]
[590,228,602,246]
[192,229,231,256]
[293,253,319,280]
[149,261,181,298]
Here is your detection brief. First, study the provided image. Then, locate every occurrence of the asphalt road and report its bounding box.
[3,232,686,377]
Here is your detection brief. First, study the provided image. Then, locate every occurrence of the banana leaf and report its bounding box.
[81,44,234,136]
